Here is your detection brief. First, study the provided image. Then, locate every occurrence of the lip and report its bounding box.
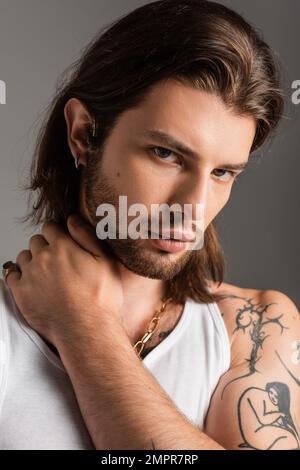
[148,231,193,253]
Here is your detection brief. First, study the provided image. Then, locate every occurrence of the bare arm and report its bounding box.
[57,310,224,450]
[204,290,300,450]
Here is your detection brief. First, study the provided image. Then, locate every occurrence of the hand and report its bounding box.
[5,214,124,347]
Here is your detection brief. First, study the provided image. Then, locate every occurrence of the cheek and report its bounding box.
[105,151,177,205]
[100,151,140,197]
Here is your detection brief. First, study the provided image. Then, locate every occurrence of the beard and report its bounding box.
[82,154,194,281]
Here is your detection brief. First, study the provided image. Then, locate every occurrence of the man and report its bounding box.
[1,0,299,450]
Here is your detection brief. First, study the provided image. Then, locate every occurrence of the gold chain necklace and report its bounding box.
[133,297,173,359]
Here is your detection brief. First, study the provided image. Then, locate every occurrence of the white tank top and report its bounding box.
[0,279,230,449]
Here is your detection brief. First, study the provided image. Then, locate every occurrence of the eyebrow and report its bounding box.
[142,129,249,171]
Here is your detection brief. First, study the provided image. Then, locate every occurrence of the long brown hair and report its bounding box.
[20,0,284,304]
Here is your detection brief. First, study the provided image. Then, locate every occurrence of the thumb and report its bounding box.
[67,214,104,257]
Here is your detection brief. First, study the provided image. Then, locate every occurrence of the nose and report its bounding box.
[170,169,209,222]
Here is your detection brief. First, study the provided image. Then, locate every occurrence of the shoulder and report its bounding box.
[207,280,260,345]
[0,278,17,320]
[208,281,300,347]
[0,278,9,306]
[0,277,12,299]
[0,278,12,339]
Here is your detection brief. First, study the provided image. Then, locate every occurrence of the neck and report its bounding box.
[120,265,165,320]
[117,263,169,338]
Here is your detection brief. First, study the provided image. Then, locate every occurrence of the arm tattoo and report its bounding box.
[238,382,300,450]
[221,295,288,398]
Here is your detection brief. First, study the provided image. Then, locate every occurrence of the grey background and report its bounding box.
[0,0,299,306]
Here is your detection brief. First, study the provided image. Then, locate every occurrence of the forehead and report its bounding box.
[121,79,256,162]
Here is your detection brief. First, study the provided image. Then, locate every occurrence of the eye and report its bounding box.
[149,146,182,165]
[212,168,239,183]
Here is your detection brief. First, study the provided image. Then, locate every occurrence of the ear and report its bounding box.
[64,98,94,168]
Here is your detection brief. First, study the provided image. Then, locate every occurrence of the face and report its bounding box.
[268,387,279,406]
[66,79,256,281]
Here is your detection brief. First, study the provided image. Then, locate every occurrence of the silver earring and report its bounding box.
[75,156,80,169]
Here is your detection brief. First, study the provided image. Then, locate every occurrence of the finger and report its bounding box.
[41,220,69,245]
[5,270,21,289]
[16,250,32,269]
[67,214,107,258]
[29,234,48,255]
